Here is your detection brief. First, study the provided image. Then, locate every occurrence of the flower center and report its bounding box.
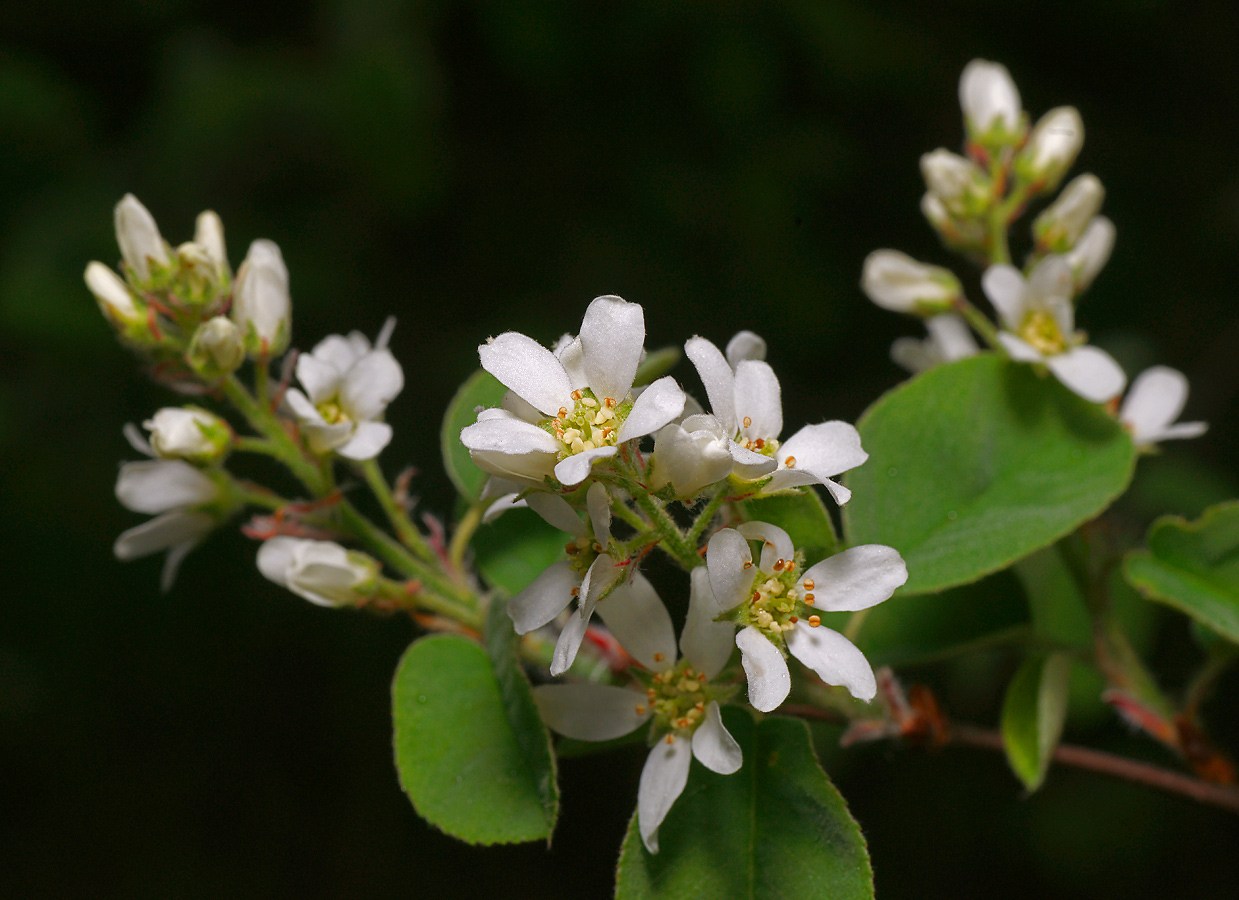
[1018,309,1067,355]
[316,398,351,425]
[563,533,602,575]
[541,388,632,458]
[735,549,825,641]
[642,659,709,736]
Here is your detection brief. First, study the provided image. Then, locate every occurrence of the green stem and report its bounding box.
[952,296,1004,352]
[221,375,327,495]
[356,459,435,564]
[632,490,700,570]
[843,608,870,643]
[986,156,1012,266]
[610,497,650,533]
[448,501,486,573]
[685,487,730,547]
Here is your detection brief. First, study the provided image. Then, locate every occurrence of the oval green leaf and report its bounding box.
[1000,651,1072,791]
[843,355,1135,596]
[615,709,873,900]
[473,507,568,595]
[440,368,507,501]
[392,633,558,844]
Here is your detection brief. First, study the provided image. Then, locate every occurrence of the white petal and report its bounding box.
[1047,345,1127,404]
[115,460,217,514]
[479,332,572,416]
[1157,421,1209,441]
[374,315,397,351]
[617,376,686,442]
[778,421,867,480]
[727,440,778,481]
[580,295,644,402]
[114,193,168,280]
[460,417,560,455]
[761,466,833,496]
[114,509,213,561]
[283,388,327,427]
[469,447,558,483]
[481,492,525,523]
[1028,255,1076,336]
[1120,366,1188,443]
[526,492,587,536]
[295,354,342,405]
[335,421,392,460]
[533,684,651,741]
[684,337,737,432]
[122,422,154,457]
[706,528,754,611]
[508,560,579,633]
[786,624,877,701]
[579,553,625,622]
[890,336,936,374]
[586,481,612,543]
[638,736,692,854]
[653,422,734,497]
[85,261,139,320]
[725,331,766,366]
[736,521,794,573]
[681,567,735,680]
[691,701,742,774]
[736,626,791,712]
[550,609,590,676]
[160,540,197,592]
[981,265,1028,330]
[924,314,979,362]
[341,349,404,422]
[998,331,1045,363]
[799,545,908,612]
[594,572,677,671]
[553,446,617,487]
[501,389,544,423]
[554,335,589,389]
[256,536,301,586]
[733,360,782,441]
[302,420,355,454]
[313,334,365,374]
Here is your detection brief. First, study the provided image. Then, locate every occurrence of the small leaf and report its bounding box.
[1123,500,1239,645]
[634,345,682,386]
[739,487,837,562]
[473,507,567,595]
[392,634,557,844]
[440,368,507,501]
[615,709,873,900]
[843,355,1136,596]
[1001,651,1072,791]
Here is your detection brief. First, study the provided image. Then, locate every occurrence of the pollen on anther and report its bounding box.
[803,579,815,590]
[785,456,796,467]
[570,587,580,597]
[773,559,785,571]
[751,592,761,603]
[558,407,568,418]
[789,616,799,623]
[743,416,752,428]
[605,397,616,408]
[742,560,753,569]
[571,390,582,401]
[804,593,815,604]
[635,705,647,715]
[754,438,765,449]
[665,734,675,745]
[653,653,665,663]
[808,615,821,627]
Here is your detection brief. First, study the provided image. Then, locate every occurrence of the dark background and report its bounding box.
[3,1,1238,897]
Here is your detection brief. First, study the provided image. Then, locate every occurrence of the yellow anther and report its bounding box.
[773,558,785,571]
[804,592,815,604]
[789,615,799,624]
[571,390,582,401]
[785,456,796,468]
[647,688,657,699]
[743,560,753,569]
[743,416,752,428]
[570,587,580,597]
[803,579,815,590]
[653,653,665,663]
[665,734,675,745]
[754,438,765,449]
[808,615,821,627]
[605,397,616,408]
[582,396,597,407]
[565,542,579,554]
[636,705,647,715]
[558,407,568,419]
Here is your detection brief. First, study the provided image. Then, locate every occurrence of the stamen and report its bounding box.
[751,592,761,603]
[803,579,815,590]
[789,616,799,623]
[570,587,580,597]
[565,543,578,554]
[743,416,752,428]
[582,396,598,407]
[635,705,647,715]
[571,390,582,401]
[804,593,815,604]
[754,438,764,449]
[605,397,616,408]
[808,615,821,627]
[785,456,796,468]
[653,653,665,663]
[665,734,675,745]
[558,407,568,419]
[773,559,785,571]
[743,561,753,569]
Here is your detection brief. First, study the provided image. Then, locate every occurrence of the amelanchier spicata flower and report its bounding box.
[460,295,686,488]
[507,484,628,675]
[920,149,988,216]
[684,334,868,502]
[114,193,171,283]
[232,238,291,356]
[143,407,231,463]
[861,250,963,315]
[1033,173,1104,252]
[534,567,741,852]
[1015,106,1085,190]
[1065,216,1116,294]
[1119,366,1208,448]
[651,413,776,499]
[706,522,907,711]
[959,59,1023,145]
[187,316,245,377]
[890,314,979,375]
[84,261,142,327]
[983,256,1126,403]
[284,317,404,460]
[257,537,380,607]
[113,456,222,591]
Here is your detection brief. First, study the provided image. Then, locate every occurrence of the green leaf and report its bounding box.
[392,633,557,844]
[1013,543,1092,650]
[739,487,837,562]
[1000,651,1072,791]
[634,345,681,386]
[473,507,568,595]
[440,368,507,501]
[843,355,1136,596]
[615,709,873,900]
[1123,500,1239,645]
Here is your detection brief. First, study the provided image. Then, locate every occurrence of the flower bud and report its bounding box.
[85,261,141,324]
[114,193,170,283]
[257,537,380,607]
[194,210,228,276]
[861,250,962,314]
[920,149,987,211]
[1033,173,1104,252]
[232,239,291,356]
[1016,107,1084,190]
[143,407,231,463]
[959,59,1023,143]
[651,416,736,498]
[1065,216,1115,293]
[187,316,246,376]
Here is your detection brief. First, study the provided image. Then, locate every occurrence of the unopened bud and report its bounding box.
[114,194,170,283]
[144,407,231,463]
[232,239,291,357]
[959,59,1023,143]
[194,210,228,276]
[1033,173,1104,251]
[1065,216,1115,293]
[187,316,245,376]
[257,537,380,607]
[1016,106,1084,190]
[861,250,962,314]
[920,149,987,211]
[85,261,141,324]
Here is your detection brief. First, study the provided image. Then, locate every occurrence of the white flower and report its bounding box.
[460,295,686,488]
[194,210,228,279]
[534,566,741,852]
[506,484,629,675]
[114,193,170,282]
[284,317,404,460]
[143,407,230,462]
[187,316,245,375]
[1119,366,1208,447]
[651,413,776,498]
[890,314,979,374]
[113,458,220,590]
[1016,107,1084,189]
[1065,216,1115,294]
[684,334,868,502]
[861,250,962,314]
[983,256,1126,403]
[256,537,379,607]
[1033,174,1104,252]
[84,261,141,324]
[705,522,907,710]
[919,149,988,214]
[959,60,1022,141]
[232,238,291,356]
